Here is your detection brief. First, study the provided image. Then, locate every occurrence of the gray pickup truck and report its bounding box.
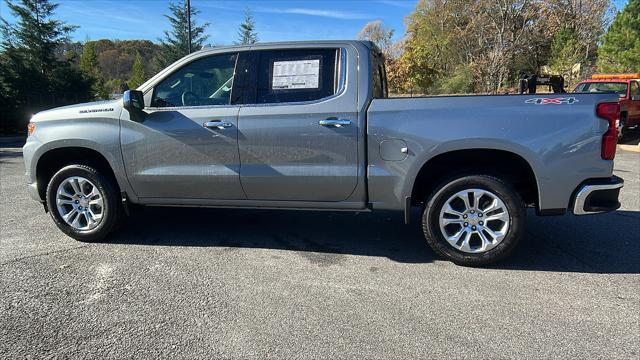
[23,40,624,265]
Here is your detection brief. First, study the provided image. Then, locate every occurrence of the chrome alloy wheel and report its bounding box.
[438,188,510,253]
[56,176,104,231]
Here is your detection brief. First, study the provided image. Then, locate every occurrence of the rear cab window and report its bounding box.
[574,82,628,98]
[242,48,343,104]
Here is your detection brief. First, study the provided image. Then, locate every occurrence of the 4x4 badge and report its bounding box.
[525,97,579,105]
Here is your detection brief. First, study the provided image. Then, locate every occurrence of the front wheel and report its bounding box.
[421,174,525,266]
[46,164,123,242]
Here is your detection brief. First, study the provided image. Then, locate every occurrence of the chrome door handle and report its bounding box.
[203,120,233,129]
[319,119,351,127]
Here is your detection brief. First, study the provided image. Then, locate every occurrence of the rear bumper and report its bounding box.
[572,176,623,215]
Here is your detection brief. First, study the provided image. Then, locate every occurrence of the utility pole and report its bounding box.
[187,0,192,54]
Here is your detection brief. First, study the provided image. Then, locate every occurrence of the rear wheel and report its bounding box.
[46,164,123,242]
[421,174,525,266]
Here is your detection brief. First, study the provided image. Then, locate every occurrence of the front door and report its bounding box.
[237,47,359,202]
[120,52,245,200]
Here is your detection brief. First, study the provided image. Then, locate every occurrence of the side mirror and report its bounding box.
[123,90,145,121]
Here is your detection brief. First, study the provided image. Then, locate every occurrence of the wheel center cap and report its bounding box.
[466,213,479,225]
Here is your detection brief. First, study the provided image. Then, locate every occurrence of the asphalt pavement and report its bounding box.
[1,135,639,359]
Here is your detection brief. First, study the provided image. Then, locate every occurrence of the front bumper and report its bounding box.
[572,176,623,215]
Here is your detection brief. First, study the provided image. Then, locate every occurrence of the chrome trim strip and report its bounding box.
[573,182,623,215]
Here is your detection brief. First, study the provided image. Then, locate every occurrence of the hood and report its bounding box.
[30,99,121,122]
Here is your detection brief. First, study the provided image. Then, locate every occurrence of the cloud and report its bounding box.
[198,2,372,20]
[280,8,372,20]
[375,0,416,9]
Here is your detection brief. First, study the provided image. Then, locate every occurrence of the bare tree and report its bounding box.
[357,20,397,59]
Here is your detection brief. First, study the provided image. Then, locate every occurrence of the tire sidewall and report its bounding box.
[422,175,525,266]
[46,165,119,242]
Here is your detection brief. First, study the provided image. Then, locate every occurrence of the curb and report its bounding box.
[618,143,640,153]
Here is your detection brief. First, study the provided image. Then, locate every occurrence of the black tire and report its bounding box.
[421,174,525,266]
[45,164,123,242]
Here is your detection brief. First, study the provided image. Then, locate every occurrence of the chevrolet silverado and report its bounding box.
[23,41,624,265]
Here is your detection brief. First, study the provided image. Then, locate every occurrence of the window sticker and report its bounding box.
[272,59,320,90]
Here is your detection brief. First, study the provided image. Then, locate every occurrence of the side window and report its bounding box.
[255,48,339,104]
[631,81,640,96]
[573,83,587,92]
[151,53,238,107]
[372,52,387,99]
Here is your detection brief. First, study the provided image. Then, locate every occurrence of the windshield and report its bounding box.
[573,82,627,97]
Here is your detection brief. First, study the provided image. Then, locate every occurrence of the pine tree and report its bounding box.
[237,8,258,45]
[79,40,108,99]
[128,51,146,89]
[2,0,76,74]
[156,0,209,69]
[597,0,640,73]
[0,0,92,132]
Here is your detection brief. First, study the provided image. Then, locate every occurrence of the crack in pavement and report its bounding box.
[0,244,92,267]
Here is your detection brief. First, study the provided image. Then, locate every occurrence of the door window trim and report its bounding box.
[240,47,347,107]
[144,51,241,111]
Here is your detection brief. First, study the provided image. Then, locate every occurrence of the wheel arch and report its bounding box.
[35,146,122,201]
[409,148,540,210]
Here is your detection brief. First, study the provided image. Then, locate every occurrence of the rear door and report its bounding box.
[236,47,359,201]
[120,52,245,200]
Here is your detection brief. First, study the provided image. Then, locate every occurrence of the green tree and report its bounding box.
[79,40,108,99]
[399,0,465,93]
[0,0,92,133]
[127,51,146,89]
[156,0,209,69]
[2,0,76,74]
[548,26,583,83]
[237,8,258,44]
[597,0,640,73]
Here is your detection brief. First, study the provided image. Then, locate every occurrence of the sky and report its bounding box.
[0,0,631,45]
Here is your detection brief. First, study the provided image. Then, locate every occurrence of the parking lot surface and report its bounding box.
[1,136,639,359]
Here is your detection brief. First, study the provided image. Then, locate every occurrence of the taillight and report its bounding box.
[27,122,36,137]
[596,102,619,160]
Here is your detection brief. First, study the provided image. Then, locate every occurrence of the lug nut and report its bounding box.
[463,214,468,219]
[478,213,483,217]
[470,210,475,214]
[464,222,469,227]
[75,200,79,204]
[472,225,477,230]
[479,221,484,226]
[78,206,83,210]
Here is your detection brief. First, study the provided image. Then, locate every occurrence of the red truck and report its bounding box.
[574,74,640,139]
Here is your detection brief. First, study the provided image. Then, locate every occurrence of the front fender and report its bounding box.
[23,116,136,202]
